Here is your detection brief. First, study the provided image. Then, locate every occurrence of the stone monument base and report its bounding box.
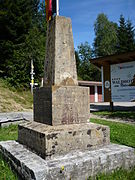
[0,141,135,180]
[18,122,110,159]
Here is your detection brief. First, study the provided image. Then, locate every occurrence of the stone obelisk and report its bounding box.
[34,16,90,126]
[18,16,110,159]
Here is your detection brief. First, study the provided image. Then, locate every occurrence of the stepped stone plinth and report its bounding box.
[18,16,100,158]
[18,121,110,159]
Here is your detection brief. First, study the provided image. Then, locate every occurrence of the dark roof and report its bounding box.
[78,81,102,86]
[91,51,135,68]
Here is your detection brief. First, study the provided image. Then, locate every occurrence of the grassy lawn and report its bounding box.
[93,111,135,120]
[0,121,135,179]
[0,125,18,179]
[0,125,18,141]
[0,153,17,180]
[90,118,135,179]
[88,167,135,180]
[91,118,135,147]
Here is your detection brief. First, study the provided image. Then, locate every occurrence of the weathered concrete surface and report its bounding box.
[43,16,78,87]
[0,141,135,180]
[34,86,90,125]
[18,121,110,159]
[0,111,32,127]
[0,111,33,121]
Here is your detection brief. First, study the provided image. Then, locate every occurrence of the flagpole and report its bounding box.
[56,0,59,16]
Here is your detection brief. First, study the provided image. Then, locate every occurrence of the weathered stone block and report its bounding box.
[1,141,135,180]
[34,86,90,125]
[18,121,110,159]
[44,16,78,86]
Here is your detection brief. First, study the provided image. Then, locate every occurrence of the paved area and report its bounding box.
[90,102,135,112]
[0,111,33,126]
[0,111,33,121]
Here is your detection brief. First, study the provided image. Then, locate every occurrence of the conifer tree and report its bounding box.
[93,13,118,57]
[117,15,135,53]
[126,19,135,51]
[117,15,128,53]
[0,0,46,88]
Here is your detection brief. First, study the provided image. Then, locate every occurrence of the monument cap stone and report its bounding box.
[44,16,78,87]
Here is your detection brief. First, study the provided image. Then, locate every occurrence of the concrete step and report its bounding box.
[18,122,110,159]
[0,141,135,180]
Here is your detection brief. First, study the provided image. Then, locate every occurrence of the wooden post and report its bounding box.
[110,102,114,112]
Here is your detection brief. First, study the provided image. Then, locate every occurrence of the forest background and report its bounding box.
[0,0,135,89]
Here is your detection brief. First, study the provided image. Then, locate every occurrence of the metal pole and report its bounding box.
[30,59,34,94]
[56,0,59,16]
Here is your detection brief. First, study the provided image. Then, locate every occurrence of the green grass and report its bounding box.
[91,118,135,147]
[89,118,135,179]
[89,167,135,180]
[0,125,18,179]
[0,125,18,141]
[93,111,135,120]
[0,154,17,180]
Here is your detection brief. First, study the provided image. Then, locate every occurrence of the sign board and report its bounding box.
[111,61,135,102]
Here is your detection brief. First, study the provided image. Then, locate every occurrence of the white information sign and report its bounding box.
[111,61,135,102]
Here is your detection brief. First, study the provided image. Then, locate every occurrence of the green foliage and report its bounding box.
[93,13,135,57]
[76,42,101,81]
[117,15,135,53]
[0,0,33,43]
[91,118,135,148]
[1,3,135,88]
[93,13,118,57]
[0,0,46,89]
[75,50,81,75]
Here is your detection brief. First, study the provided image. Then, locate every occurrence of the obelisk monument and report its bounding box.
[18,16,110,159]
[0,7,135,179]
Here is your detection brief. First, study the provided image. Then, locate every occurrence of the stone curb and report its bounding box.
[0,141,135,180]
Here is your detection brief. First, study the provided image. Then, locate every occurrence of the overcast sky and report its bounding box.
[59,0,135,49]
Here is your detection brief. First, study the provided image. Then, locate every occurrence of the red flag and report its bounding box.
[45,0,56,21]
[48,0,52,21]
[45,0,52,21]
